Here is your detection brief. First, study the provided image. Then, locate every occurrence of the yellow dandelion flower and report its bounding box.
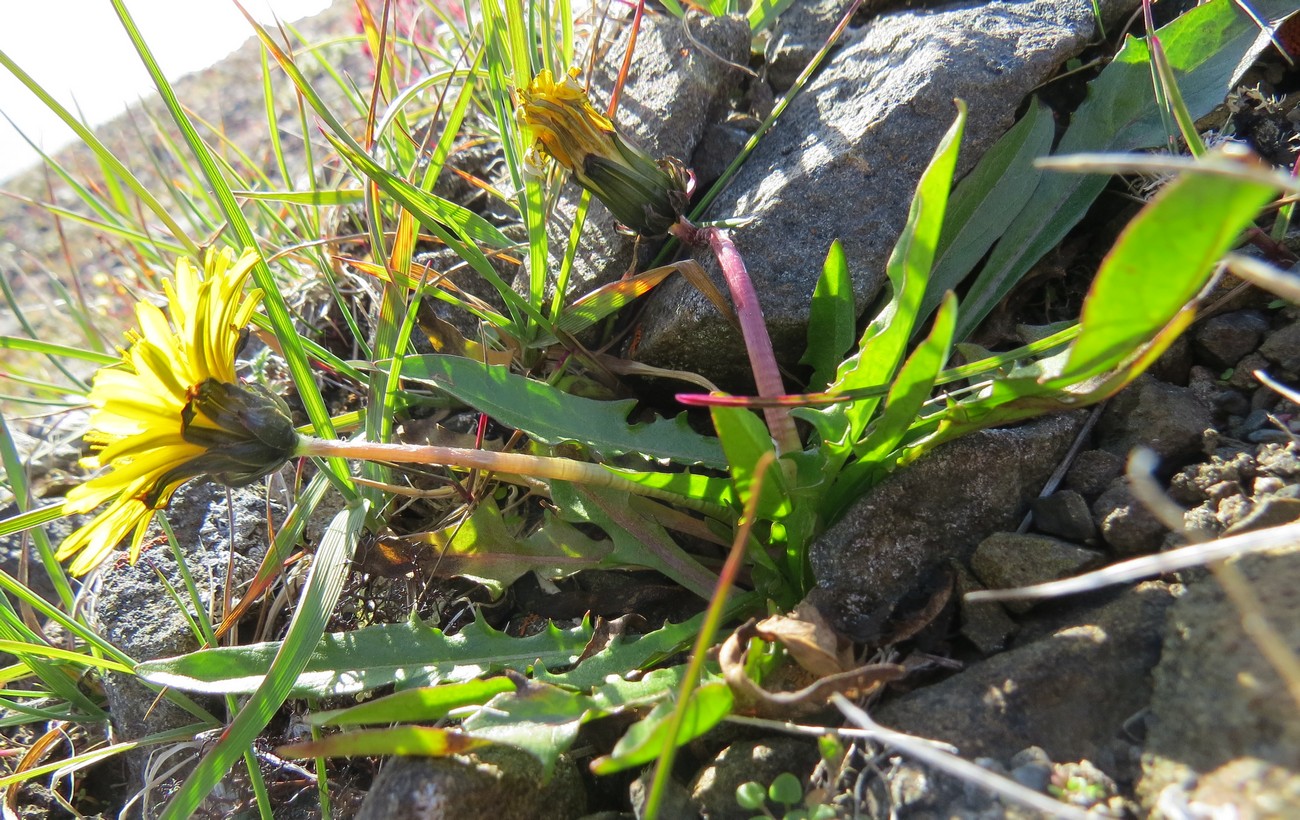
[58,248,299,576]
[517,68,690,237]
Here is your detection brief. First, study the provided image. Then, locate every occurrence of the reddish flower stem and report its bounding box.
[672,220,801,454]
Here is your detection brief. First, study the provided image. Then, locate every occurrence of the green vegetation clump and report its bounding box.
[0,1,1297,817]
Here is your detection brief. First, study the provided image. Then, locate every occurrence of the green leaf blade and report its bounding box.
[1058,159,1277,382]
[397,355,728,468]
[801,240,856,392]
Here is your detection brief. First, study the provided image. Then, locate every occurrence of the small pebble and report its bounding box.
[1255,476,1285,495]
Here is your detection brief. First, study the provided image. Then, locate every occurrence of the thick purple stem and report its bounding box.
[673,221,801,454]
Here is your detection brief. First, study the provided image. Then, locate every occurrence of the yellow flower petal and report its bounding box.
[58,246,293,576]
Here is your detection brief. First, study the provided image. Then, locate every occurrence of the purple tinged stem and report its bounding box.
[673,220,801,454]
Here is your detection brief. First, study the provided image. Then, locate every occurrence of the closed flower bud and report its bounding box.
[518,68,690,236]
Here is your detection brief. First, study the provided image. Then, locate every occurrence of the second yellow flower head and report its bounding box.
[518,68,690,237]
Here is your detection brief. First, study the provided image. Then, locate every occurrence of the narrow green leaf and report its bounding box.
[601,467,736,511]
[550,484,720,600]
[395,355,727,468]
[801,240,855,391]
[591,683,734,774]
[138,610,593,698]
[554,264,680,337]
[855,291,958,462]
[748,0,796,31]
[321,133,510,249]
[833,101,966,440]
[281,726,491,759]
[709,404,790,520]
[0,336,117,366]
[0,415,74,610]
[1056,158,1277,382]
[310,678,517,727]
[0,641,131,674]
[230,189,365,205]
[0,724,208,790]
[921,98,1054,326]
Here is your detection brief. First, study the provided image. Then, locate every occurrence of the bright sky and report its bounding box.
[0,0,332,183]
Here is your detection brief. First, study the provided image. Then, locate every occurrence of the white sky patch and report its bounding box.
[0,0,331,182]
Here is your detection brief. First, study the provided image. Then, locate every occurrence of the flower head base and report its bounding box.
[57,248,299,576]
[518,68,690,237]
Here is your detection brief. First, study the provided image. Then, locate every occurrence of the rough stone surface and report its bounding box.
[1223,495,1300,535]
[876,584,1175,765]
[633,0,1112,387]
[1189,364,1250,420]
[356,747,586,820]
[531,13,751,298]
[763,0,854,92]
[1063,449,1125,498]
[1185,758,1300,818]
[1139,546,1300,812]
[1092,479,1168,555]
[1095,376,1213,467]
[689,737,821,820]
[810,413,1084,642]
[1229,351,1271,391]
[1259,320,1300,377]
[1150,333,1194,386]
[954,564,1019,655]
[1192,309,1270,370]
[90,481,276,799]
[1031,489,1097,542]
[970,532,1105,613]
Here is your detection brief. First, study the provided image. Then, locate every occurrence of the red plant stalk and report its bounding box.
[671,220,801,455]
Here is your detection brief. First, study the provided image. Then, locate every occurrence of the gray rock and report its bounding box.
[630,768,694,819]
[689,737,820,820]
[1008,746,1053,793]
[811,413,1084,642]
[1063,449,1125,499]
[1189,365,1250,419]
[1168,447,1256,506]
[970,532,1105,613]
[90,481,277,800]
[1259,320,1300,376]
[876,583,1174,763]
[690,116,759,192]
[1183,758,1300,818]
[1031,489,1097,542]
[533,13,751,299]
[955,564,1019,655]
[1193,309,1269,370]
[1222,495,1300,535]
[356,747,586,820]
[763,0,851,92]
[1257,441,1300,483]
[1138,546,1300,812]
[1228,351,1271,390]
[1092,479,1167,555]
[1149,334,1193,386]
[633,0,1115,387]
[1096,376,1213,466]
